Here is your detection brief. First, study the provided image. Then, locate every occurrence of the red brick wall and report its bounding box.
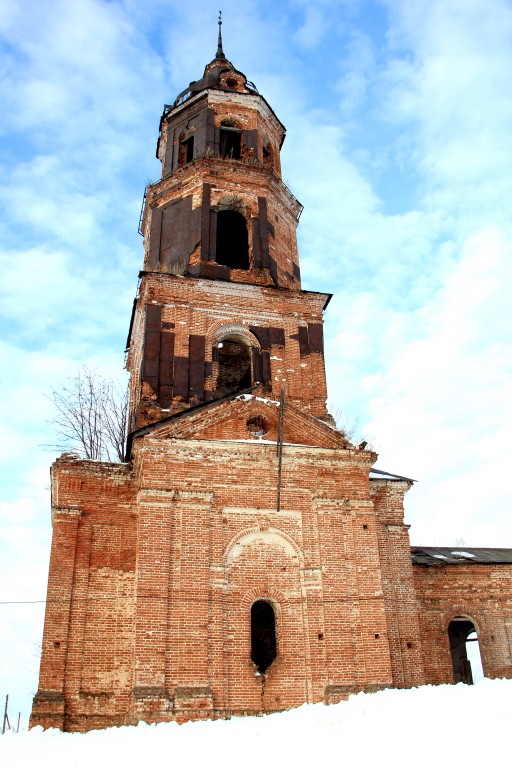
[32,435,407,730]
[413,562,512,683]
[31,458,137,730]
[127,274,330,429]
[31,443,512,732]
[371,480,425,687]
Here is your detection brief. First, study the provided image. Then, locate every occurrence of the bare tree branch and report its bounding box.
[101,379,129,462]
[46,367,128,462]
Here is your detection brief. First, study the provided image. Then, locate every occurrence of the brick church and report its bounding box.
[31,24,512,732]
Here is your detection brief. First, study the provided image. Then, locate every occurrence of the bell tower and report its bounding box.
[127,17,330,429]
[31,20,425,733]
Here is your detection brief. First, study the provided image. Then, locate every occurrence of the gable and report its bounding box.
[136,394,351,450]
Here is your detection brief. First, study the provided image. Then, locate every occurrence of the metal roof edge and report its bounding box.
[370,468,416,483]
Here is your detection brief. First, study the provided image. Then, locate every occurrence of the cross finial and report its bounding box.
[216,11,226,59]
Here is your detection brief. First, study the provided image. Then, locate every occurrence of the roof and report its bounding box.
[125,387,352,458]
[125,385,259,459]
[170,16,263,109]
[411,546,512,566]
[369,468,415,482]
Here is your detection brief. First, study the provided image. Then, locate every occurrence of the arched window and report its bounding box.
[448,616,484,684]
[251,600,277,673]
[214,340,252,398]
[216,210,249,269]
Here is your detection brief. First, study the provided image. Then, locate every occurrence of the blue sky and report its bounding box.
[1,0,512,725]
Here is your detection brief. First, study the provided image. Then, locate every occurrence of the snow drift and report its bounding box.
[2,680,510,768]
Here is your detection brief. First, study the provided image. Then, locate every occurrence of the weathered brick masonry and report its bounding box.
[411,549,512,684]
[31,30,512,731]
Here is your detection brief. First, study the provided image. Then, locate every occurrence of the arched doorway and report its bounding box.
[251,600,277,673]
[448,616,483,684]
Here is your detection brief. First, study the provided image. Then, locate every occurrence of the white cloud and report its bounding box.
[312,0,512,547]
[382,0,512,215]
[294,4,327,49]
[336,29,377,118]
[362,228,512,544]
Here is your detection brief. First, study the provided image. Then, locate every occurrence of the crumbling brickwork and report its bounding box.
[32,460,137,730]
[128,274,330,429]
[33,413,402,730]
[413,560,512,683]
[371,479,426,688]
[31,36,512,733]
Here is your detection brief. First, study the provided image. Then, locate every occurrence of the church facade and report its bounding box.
[30,31,512,732]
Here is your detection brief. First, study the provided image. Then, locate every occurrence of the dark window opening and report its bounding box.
[178,136,194,166]
[251,600,277,674]
[262,138,273,168]
[216,210,249,269]
[215,341,252,398]
[220,128,241,159]
[448,617,483,684]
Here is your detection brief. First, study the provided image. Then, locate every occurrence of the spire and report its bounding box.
[216,11,226,60]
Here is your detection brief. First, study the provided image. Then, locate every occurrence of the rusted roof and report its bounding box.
[411,546,512,566]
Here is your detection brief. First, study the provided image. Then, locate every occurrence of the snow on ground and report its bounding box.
[2,680,510,768]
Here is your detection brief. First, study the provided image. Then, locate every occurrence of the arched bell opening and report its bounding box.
[216,210,249,269]
[448,616,484,684]
[213,335,253,398]
[251,600,277,674]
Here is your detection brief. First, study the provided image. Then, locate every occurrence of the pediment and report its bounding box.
[137,394,352,450]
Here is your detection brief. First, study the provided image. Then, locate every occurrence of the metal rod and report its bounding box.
[276,388,285,514]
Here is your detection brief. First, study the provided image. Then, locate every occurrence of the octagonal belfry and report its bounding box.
[127,27,330,429]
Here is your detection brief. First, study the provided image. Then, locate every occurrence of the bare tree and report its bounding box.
[47,367,128,462]
[328,406,376,451]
